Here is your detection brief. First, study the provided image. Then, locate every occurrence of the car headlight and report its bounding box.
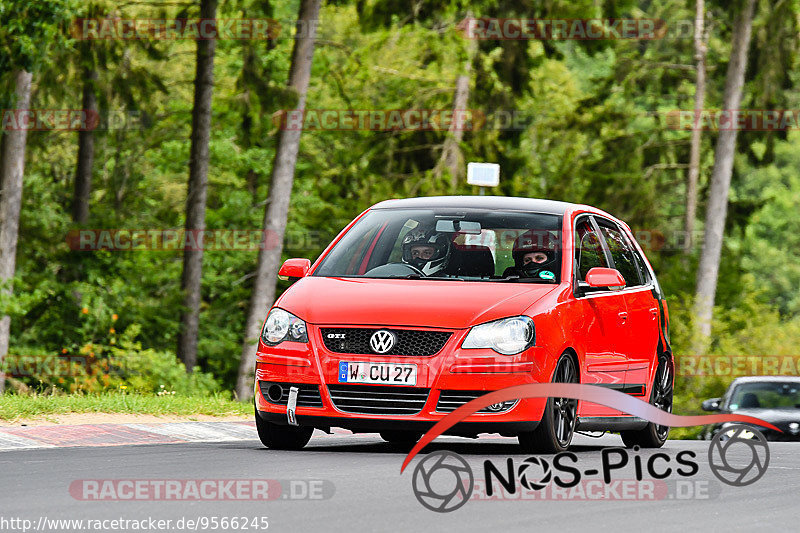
[461,316,535,355]
[724,428,756,440]
[262,308,308,346]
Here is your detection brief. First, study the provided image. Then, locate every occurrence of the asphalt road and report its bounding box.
[1,431,796,533]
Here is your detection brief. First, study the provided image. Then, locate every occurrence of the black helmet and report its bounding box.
[401,228,452,275]
[512,230,558,274]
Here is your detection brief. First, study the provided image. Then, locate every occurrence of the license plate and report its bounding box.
[338,362,417,386]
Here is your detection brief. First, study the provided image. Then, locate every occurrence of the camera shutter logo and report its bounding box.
[518,457,552,491]
[412,451,473,513]
[370,330,396,354]
[708,424,770,487]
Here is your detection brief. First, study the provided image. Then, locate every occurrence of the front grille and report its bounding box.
[436,390,518,413]
[259,381,323,408]
[327,385,430,415]
[320,328,452,356]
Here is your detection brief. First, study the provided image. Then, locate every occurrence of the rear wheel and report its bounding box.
[255,411,313,450]
[519,353,578,453]
[621,355,673,448]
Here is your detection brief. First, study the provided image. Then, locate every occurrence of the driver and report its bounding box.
[503,231,558,278]
[401,228,452,275]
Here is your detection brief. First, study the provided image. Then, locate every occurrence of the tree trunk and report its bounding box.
[0,70,33,393]
[235,0,321,399]
[177,0,217,372]
[72,67,98,224]
[684,0,707,254]
[437,73,470,190]
[437,19,476,191]
[694,0,756,347]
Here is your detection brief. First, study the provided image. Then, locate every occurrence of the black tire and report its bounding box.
[380,430,421,448]
[621,355,673,448]
[255,411,313,450]
[519,353,578,453]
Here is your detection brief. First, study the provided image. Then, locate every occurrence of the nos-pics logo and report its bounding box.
[411,424,770,513]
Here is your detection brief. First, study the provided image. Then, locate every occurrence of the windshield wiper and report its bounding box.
[493,275,521,282]
[404,274,465,281]
[491,276,556,283]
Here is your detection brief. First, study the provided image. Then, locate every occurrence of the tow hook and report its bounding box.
[287,386,299,426]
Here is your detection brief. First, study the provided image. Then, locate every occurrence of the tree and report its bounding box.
[435,14,476,190]
[177,0,218,372]
[235,0,322,399]
[0,70,33,393]
[72,52,98,224]
[694,0,757,346]
[0,0,75,392]
[684,0,708,253]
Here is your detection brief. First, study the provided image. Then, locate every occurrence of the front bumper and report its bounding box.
[253,324,552,436]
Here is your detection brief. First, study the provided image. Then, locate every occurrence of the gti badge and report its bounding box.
[369,330,396,354]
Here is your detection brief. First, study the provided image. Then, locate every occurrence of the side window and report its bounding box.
[387,219,419,263]
[597,221,642,287]
[575,219,609,281]
[631,249,651,285]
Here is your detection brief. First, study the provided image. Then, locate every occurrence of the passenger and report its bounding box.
[503,231,557,278]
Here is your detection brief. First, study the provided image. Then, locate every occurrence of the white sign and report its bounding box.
[467,162,500,187]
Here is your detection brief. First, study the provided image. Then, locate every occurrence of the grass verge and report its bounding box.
[0,392,251,421]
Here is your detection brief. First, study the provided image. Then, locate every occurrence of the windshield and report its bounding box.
[313,208,563,282]
[728,381,800,410]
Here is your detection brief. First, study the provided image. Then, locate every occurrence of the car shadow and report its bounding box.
[232,436,616,455]
[307,443,612,455]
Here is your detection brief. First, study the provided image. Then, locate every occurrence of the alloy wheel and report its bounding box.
[552,356,578,447]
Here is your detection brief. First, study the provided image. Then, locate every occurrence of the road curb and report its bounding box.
[0,421,258,451]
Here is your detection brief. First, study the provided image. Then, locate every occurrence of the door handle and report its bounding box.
[618,311,628,322]
[649,307,659,320]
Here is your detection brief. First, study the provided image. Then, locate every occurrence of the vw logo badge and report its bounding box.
[369,330,396,354]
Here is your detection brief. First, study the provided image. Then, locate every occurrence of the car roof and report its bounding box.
[370,195,586,216]
[730,376,800,385]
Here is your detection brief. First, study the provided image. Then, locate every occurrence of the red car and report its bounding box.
[254,196,673,452]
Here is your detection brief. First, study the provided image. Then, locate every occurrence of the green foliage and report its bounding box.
[7,324,220,396]
[0,0,76,75]
[0,391,248,421]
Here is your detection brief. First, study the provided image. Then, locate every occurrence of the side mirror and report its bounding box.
[701,398,721,412]
[278,258,311,281]
[585,267,626,288]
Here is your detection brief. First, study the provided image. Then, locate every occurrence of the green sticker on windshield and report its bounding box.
[539,270,555,280]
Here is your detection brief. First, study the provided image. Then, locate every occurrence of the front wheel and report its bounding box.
[621,355,673,448]
[255,411,313,450]
[519,353,578,453]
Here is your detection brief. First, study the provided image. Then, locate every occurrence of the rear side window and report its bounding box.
[575,219,609,281]
[597,221,642,287]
